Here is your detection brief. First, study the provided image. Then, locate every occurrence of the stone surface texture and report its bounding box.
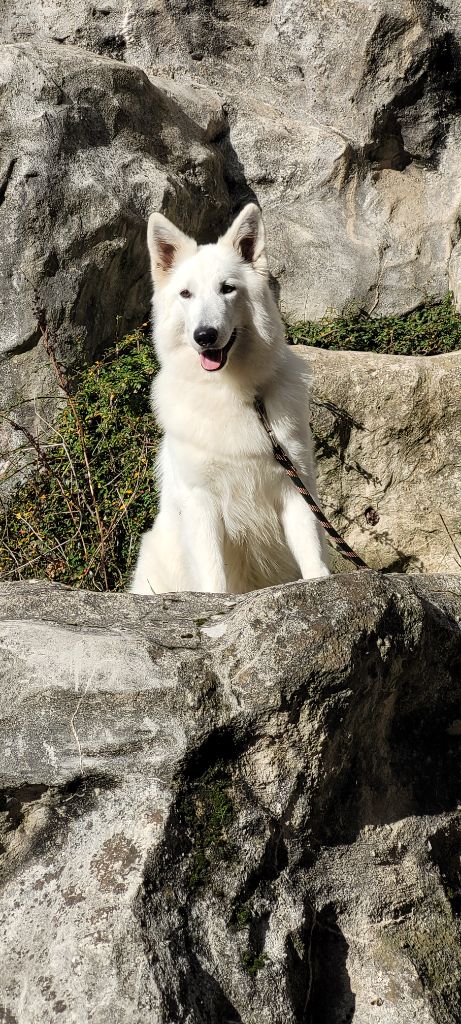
[302,346,461,574]
[0,39,230,481]
[3,0,461,321]
[1,8,461,1021]
[1,574,461,1023]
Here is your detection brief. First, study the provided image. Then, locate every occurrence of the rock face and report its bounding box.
[303,346,461,574]
[0,40,229,483]
[0,40,230,364]
[3,1,461,321]
[1,574,461,1023]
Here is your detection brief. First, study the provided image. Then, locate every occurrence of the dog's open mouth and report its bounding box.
[200,329,237,372]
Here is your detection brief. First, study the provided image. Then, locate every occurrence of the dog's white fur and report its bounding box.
[130,203,330,594]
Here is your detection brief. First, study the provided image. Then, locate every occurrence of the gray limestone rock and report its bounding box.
[300,346,461,575]
[0,40,230,486]
[3,1,461,318]
[0,5,460,1020]
[0,40,229,364]
[1,573,461,1022]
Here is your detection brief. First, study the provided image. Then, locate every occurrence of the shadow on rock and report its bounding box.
[308,905,356,1024]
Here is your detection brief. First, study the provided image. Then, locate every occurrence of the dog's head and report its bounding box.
[147,204,270,372]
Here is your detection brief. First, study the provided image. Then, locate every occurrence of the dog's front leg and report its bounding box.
[182,488,227,593]
[281,485,330,580]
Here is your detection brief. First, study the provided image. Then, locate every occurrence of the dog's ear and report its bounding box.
[222,203,267,275]
[147,213,196,287]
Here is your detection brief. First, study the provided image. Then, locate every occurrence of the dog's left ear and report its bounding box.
[222,203,267,275]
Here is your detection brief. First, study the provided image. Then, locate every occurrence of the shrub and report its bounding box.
[285,293,461,356]
[0,327,160,591]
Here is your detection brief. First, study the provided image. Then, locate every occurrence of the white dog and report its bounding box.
[130,204,330,594]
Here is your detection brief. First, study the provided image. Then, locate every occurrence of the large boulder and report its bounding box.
[1,573,461,1022]
[0,40,230,485]
[2,1,461,318]
[303,346,461,574]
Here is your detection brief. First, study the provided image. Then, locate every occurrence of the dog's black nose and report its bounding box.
[194,326,219,348]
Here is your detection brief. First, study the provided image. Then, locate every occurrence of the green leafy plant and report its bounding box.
[285,293,461,355]
[0,326,160,591]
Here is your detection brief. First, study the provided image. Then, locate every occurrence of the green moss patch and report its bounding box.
[234,903,253,929]
[285,293,461,355]
[181,761,235,889]
[241,950,267,976]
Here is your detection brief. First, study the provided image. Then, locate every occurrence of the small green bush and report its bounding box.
[285,293,461,356]
[0,328,160,591]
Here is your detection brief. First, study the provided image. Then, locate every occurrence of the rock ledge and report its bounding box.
[1,573,461,1023]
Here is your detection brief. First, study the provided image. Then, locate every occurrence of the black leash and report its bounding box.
[254,396,370,571]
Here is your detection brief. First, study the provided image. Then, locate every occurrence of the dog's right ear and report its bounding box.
[147,213,196,287]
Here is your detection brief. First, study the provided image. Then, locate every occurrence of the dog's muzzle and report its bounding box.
[199,329,237,372]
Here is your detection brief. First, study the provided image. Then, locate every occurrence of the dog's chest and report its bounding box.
[168,428,285,539]
[218,457,284,542]
[157,372,307,539]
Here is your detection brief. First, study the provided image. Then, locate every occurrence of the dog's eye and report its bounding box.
[180,289,192,299]
[221,283,236,295]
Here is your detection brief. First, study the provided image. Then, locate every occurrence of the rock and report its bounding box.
[301,346,461,574]
[0,37,229,361]
[1,573,461,1022]
[3,1,461,318]
[0,40,230,487]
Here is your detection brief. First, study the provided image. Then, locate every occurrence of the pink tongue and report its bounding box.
[200,349,224,371]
